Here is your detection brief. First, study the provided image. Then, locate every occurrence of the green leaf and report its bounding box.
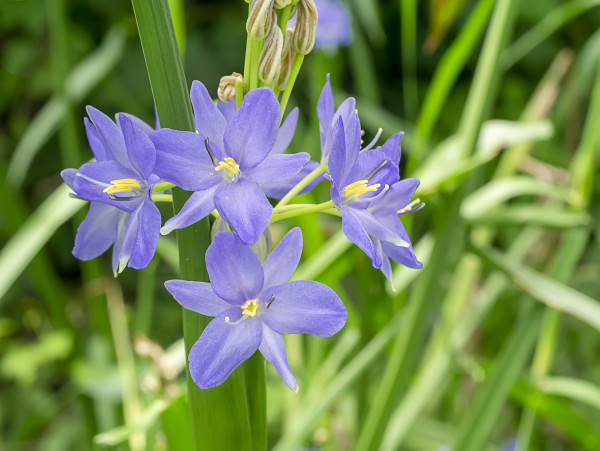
[472,244,600,333]
[461,176,573,218]
[466,206,589,228]
[6,27,126,189]
[0,183,84,303]
[538,377,600,411]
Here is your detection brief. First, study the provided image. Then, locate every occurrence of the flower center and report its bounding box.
[215,157,241,181]
[103,178,142,194]
[76,173,146,201]
[343,179,380,201]
[241,299,259,317]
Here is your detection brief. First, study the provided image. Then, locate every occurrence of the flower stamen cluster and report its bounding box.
[242,298,259,317]
[343,179,380,201]
[215,157,241,180]
[102,178,143,195]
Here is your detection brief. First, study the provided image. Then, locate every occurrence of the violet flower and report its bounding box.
[151,81,309,244]
[165,228,347,391]
[314,0,353,53]
[328,115,422,276]
[61,107,161,274]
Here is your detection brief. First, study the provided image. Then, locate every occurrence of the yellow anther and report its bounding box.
[343,180,380,199]
[103,178,142,194]
[241,299,259,317]
[215,157,241,177]
[397,198,421,214]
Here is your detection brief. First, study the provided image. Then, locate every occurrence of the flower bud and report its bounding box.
[274,0,292,8]
[247,0,274,40]
[210,217,229,242]
[277,27,296,90]
[251,226,272,263]
[292,0,317,54]
[258,12,284,84]
[217,72,245,103]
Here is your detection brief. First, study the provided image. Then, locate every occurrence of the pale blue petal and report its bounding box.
[259,323,298,392]
[262,227,302,289]
[165,280,235,316]
[261,281,347,337]
[189,311,262,389]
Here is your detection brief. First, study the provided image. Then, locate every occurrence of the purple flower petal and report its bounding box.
[161,186,217,235]
[73,161,142,212]
[259,323,298,392]
[189,311,262,389]
[84,117,106,161]
[223,88,279,170]
[348,207,409,247]
[370,178,420,216]
[377,132,403,165]
[327,116,346,186]
[261,280,347,337]
[152,129,220,191]
[128,199,161,269]
[119,114,156,179]
[317,75,334,147]
[217,100,236,124]
[214,178,273,245]
[381,218,422,269]
[114,209,136,274]
[272,107,299,155]
[118,113,154,135]
[261,160,324,199]
[190,81,228,149]
[341,206,382,268]
[73,202,122,261]
[206,231,264,304]
[246,153,310,185]
[262,227,303,289]
[61,168,77,190]
[86,106,132,170]
[165,280,234,316]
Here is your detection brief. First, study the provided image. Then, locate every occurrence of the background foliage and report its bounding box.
[1,0,600,449]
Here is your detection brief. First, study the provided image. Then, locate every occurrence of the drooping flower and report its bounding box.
[151,81,310,244]
[328,115,422,277]
[61,107,161,274]
[165,228,347,391]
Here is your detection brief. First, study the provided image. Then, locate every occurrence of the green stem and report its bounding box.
[280,53,305,120]
[250,38,262,91]
[130,1,260,449]
[235,77,245,109]
[153,182,176,192]
[270,201,336,223]
[275,162,325,208]
[152,193,173,203]
[278,4,293,32]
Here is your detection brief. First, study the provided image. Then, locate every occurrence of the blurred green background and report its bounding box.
[1,0,600,449]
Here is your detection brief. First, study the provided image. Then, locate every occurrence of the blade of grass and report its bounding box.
[130,1,259,449]
[400,0,418,120]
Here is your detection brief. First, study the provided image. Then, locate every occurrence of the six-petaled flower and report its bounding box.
[165,228,347,391]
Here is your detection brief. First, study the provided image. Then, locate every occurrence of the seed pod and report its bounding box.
[217,72,245,103]
[246,0,274,40]
[277,27,296,90]
[292,0,317,55]
[258,12,284,84]
[274,0,292,8]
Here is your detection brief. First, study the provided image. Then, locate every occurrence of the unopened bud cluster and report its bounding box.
[258,12,284,83]
[218,72,245,102]
[247,0,274,40]
[277,27,296,90]
[292,0,317,54]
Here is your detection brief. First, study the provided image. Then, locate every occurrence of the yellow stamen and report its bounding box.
[398,198,421,214]
[215,157,241,177]
[241,299,259,317]
[103,178,142,194]
[343,180,380,199]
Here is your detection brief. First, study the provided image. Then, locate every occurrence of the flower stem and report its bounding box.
[153,181,176,192]
[151,193,173,203]
[243,3,252,86]
[275,163,326,208]
[277,4,293,32]
[270,200,335,223]
[279,53,304,120]
[250,38,262,91]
